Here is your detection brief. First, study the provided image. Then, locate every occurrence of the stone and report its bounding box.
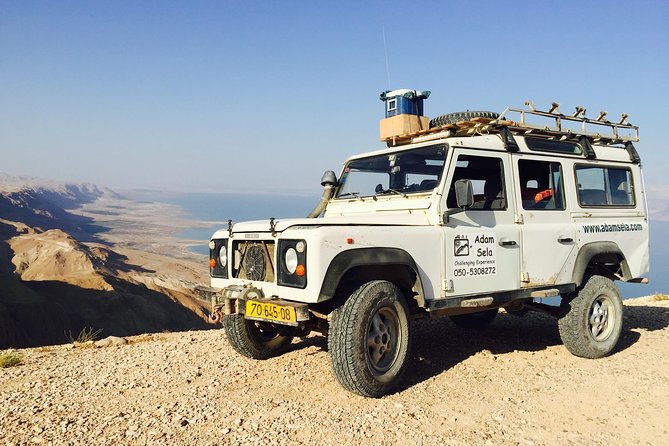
[94,336,127,348]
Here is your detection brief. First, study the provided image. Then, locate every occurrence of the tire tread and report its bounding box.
[328,280,410,398]
[558,275,623,359]
[430,111,500,128]
[223,314,292,360]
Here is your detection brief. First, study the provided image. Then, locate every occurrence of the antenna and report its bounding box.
[382,24,391,89]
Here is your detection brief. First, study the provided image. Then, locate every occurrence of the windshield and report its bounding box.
[336,145,447,198]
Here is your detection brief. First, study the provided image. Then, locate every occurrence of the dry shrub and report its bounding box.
[65,327,103,344]
[0,353,23,368]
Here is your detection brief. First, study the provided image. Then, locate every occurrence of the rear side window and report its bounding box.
[575,165,635,206]
[526,137,582,155]
[518,160,565,210]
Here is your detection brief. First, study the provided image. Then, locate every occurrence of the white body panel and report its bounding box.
[212,224,442,304]
[440,150,521,296]
[210,134,650,306]
[511,153,577,286]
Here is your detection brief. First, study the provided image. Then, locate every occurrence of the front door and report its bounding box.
[441,149,520,297]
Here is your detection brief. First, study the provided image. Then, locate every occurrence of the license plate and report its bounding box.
[245,300,297,325]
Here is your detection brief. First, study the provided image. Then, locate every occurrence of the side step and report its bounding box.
[460,297,494,307]
[530,289,560,298]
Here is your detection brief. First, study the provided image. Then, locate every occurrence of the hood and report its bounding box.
[211,213,432,238]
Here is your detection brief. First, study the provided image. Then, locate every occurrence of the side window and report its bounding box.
[518,160,565,210]
[525,137,582,155]
[575,166,635,207]
[447,155,506,210]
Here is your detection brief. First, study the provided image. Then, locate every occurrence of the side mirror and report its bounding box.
[321,170,338,187]
[454,179,474,209]
[443,179,473,224]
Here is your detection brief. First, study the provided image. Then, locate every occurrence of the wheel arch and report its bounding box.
[317,247,426,308]
[571,241,632,287]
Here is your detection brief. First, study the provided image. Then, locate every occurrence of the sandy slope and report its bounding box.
[1,297,667,446]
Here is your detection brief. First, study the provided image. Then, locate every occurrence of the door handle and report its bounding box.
[558,236,573,243]
[499,238,517,246]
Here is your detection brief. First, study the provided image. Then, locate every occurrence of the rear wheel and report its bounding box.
[328,280,411,398]
[223,314,293,359]
[449,308,499,329]
[558,275,623,358]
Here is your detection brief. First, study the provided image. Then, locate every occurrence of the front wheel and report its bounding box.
[223,314,293,359]
[328,281,411,398]
[558,275,623,358]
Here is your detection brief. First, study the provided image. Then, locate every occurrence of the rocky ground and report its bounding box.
[2,296,667,446]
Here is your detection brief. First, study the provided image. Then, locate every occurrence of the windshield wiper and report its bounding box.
[376,188,407,198]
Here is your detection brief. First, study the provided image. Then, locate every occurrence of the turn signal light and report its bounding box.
[296,264,305,276]
[209,258,216,268]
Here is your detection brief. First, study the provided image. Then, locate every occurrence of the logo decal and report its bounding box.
[454,235,470,257]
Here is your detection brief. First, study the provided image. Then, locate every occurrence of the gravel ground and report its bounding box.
[2,297,668,446]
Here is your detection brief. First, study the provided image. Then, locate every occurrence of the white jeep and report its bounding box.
[206,103,649,397]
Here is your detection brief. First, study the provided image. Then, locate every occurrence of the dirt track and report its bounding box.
[2,297,668,446]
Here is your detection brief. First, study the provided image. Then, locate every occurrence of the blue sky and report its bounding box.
[1,1,667,194]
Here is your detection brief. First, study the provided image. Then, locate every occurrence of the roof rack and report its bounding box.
[492,101,639,145]
[386,102,639,147]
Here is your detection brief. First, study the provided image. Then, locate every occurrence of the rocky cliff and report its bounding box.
[0,177,209,348]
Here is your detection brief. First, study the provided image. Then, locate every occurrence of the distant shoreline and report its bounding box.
[107,189,318,257]
[77,193,211,261]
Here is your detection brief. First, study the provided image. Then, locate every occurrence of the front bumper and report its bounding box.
[209,284,311,327]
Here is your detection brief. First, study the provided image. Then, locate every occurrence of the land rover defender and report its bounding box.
[205,101,649,397]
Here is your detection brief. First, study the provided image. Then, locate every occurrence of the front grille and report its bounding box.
[232,240,276,282]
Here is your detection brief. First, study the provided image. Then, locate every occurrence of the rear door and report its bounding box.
[512,155,576,285]
[440,149,520,296]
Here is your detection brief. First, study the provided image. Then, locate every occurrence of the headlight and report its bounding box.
[285,247,298,274]
[210,239,228,278]
[277,239,307,288]
[218,245,227,268]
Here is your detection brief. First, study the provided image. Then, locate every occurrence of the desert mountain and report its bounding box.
[9,228,117,290]
[0,177,209,348]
